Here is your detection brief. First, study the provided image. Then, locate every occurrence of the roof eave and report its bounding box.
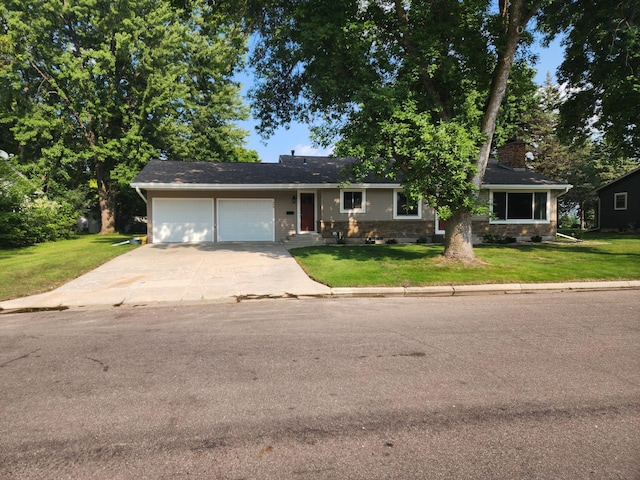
[481,183,573,191]
[593,166,640,193]
[130,182,403,190]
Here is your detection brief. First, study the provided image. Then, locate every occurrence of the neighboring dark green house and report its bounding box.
[594,167,640,231]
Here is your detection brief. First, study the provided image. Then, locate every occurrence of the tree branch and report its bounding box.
[473,0,542,188]
[393,0,451,120]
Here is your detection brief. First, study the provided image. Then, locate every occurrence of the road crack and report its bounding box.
[85,357,109,372]
[0,349,41,368]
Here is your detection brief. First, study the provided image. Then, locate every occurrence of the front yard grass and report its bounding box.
[0,234,139,301]
[3,232,638,302]
[290,233,640,287]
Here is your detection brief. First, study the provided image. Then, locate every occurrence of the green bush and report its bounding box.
[483,233,517,244]
[482,233,493,243]
[0,179,28,247]
[0,181,76,247]
[27,197,76,243]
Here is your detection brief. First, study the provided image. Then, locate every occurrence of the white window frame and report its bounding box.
[614,192,627,210]
[393,189,422,219]
[340,189,366,213]
[489,190,551,224]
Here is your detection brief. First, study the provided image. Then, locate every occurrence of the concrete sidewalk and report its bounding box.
[1,243,639,313]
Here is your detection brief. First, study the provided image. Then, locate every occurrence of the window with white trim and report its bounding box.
[435,212,446,234]
[614,192,627,210]
[340,189,366,213]
[491,191,549,222]
[393,190,421,218]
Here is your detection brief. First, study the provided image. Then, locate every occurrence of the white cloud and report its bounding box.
[292,144,335,157]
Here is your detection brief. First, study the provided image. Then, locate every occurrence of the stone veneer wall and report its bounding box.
[319,219,435,241]
[473,220,557,240]
[320,218,555,243]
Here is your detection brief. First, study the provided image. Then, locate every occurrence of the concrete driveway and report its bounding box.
[0,243,331,311]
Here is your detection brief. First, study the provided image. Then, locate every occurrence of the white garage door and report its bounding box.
[152,198,214,243]
[217,199,274,241]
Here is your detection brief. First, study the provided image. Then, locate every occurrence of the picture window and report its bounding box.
[491,191,548,222]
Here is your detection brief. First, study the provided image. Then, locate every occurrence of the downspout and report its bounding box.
[135,186,147,204]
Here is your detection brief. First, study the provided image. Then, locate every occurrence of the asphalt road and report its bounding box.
[1,291,639,479]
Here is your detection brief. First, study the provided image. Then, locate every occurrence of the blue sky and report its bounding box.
[236,37,565,164]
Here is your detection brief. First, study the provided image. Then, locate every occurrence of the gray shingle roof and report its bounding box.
[131,156,385,186]
[483,160,569,186]
[131,156,569,188]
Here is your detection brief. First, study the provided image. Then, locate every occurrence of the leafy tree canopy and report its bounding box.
[0,0,256,233]
[521,74,637,228]
[247,0,537,140]
[541,0,640,159]
[242,0,541,260]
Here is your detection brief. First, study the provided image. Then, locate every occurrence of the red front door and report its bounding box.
[300,193,315,231]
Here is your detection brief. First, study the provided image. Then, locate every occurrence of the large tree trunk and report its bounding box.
[95,160,116,234]
[443,0,540,261]
[443,208,475,262]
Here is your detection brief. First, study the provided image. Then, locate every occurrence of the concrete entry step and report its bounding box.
[283,233,325,249]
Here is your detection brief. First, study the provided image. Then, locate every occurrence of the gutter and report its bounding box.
[480,183,573,192]
[558,185,572,197]
[135,186,147,204]
[129,182,403,191]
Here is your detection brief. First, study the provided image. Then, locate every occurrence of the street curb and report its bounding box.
[2,280,639,314]
[330,287,406,297]
[328,280,640,298]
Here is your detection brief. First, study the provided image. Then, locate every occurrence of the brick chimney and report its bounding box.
[497,139,527,170]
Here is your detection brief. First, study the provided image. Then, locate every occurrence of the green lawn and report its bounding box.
[2,233,638,302]
[290,233,640,287]
[0,234,139,301]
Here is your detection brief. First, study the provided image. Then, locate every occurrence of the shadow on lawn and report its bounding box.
[292,244,443,263]
[293,240,640,264]
[0,234,134,259]
[478,241,640,259]
[86,234,134,244]
[0,249,33,261]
